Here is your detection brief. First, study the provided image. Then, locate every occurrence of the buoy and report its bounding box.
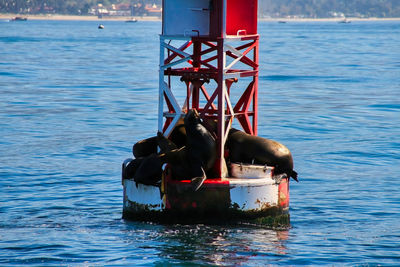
[121,0,295,227]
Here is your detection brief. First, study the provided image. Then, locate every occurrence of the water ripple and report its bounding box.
[0,20,399,266]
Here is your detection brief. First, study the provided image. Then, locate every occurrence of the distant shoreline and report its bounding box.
[1,14,400,22]
[260,17,400,22]
[0,14,160,21]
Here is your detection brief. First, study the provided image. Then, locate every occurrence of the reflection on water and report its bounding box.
[121,222,290,265]
[122,225,290,266]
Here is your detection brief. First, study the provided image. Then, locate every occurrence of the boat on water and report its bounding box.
[125,18,138,23]
[11,16,27,21]
[122,0,296,227]
[339,18,351,23]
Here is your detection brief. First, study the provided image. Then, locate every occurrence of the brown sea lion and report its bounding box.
[128,133,177,185]
[131,146,189,186]
[226,128,298,182]
[132,118,186,158]
[132,136,158,158]
[122,157,145,180]
[156,131,177,153]
[133,153,164,186]
[168,119,186,148]
[183,109,217,190]
[133,110,217,190]
[184,110,216,172]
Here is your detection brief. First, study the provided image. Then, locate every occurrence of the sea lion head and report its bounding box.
[184,109,201,126]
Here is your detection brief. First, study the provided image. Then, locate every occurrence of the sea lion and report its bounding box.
[133,153,164,186]
[132,136,158,158]
[184,110,216,172]
[133,110,217,190]
[156,131,177,152]
[226,128,298,182]
[132,118,186,158]
[168,118,186,148]
[128,133,177,185]
[183,109,217,190]
[122,157,145,180]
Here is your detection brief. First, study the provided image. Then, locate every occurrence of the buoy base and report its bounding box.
[122,174,290,228]
[122,207,290,227]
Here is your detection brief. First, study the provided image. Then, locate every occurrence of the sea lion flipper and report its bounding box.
[191,176,206,191]
[190,167,206,191]
[291,170,299,182]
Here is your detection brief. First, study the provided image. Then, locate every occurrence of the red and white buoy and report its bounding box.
[123,0,290,226]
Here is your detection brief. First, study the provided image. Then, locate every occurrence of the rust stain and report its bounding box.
[279,191,287,203]
[255,198,272,210]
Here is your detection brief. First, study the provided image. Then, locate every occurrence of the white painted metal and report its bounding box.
[222,0,227,38]
[158,37,189,136]
[229,177,279,210]
[224,44,245,71]
[123,176,280,212]
[158,37,166,133]
[123,179,163,211]
[218,43,227,177]
[230,163,274,179]
[161,81,183,137]
[163,0,211,37]
[223,85,234,138]
[163,43,191,59]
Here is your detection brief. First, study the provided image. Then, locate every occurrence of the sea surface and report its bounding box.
[1,19,399,266]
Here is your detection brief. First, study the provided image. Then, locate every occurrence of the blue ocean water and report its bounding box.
[0,19,399,265]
